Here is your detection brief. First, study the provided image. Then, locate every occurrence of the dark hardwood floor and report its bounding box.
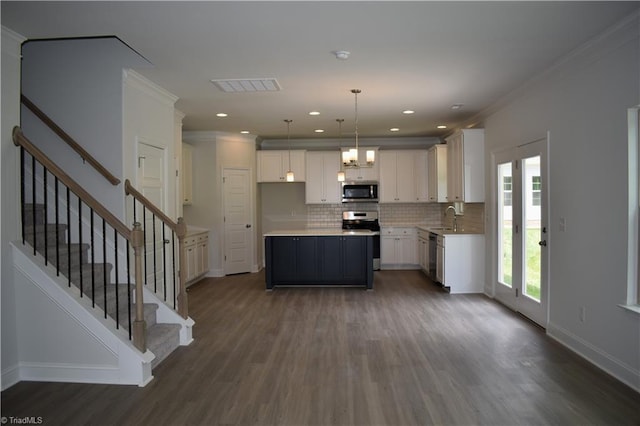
[2,270,639,425]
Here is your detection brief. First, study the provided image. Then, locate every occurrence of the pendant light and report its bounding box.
[343,89,375,168]
[336,118,346,182]
[284,119,294,182]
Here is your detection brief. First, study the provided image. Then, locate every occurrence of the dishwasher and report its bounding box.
[428,232,438,280]
[436,234,445,286]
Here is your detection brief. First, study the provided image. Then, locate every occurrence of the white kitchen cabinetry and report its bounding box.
[185,231,209,286]
[182,143,193,205]
[415,150,429,202]
[436,233,485,293]
[427,144,448,203]
[257,150,306,182]
[380,227,418,269]
[417,228,430,273]
[379,150,420,203]
[305,151,341,204]
[445,129,484,202]
[342,147,379,181]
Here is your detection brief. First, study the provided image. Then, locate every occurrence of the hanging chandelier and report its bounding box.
[342,89,375,169]
[284,119,294,182]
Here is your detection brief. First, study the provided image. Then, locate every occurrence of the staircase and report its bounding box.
[24,203,181,369]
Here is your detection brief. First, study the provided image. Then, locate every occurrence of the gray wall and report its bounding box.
[1,26,25,390]
[483,13,640,389]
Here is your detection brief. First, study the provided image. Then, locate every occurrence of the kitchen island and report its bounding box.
[264,229,375,290]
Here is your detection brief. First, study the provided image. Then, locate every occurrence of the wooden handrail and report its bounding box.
[13,127,131,239]
[124,179,184,236]
[20,94,121,186]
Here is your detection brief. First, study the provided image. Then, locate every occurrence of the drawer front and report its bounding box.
[184,236,198,246]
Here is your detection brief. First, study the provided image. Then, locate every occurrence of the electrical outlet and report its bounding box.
[579,306,586,323]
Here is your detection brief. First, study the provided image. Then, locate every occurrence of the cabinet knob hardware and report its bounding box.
[246,224,252,228]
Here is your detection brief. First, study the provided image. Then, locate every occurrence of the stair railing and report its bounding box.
[20,95,121,186]
[13,127,147,352]
[124,180,188,319]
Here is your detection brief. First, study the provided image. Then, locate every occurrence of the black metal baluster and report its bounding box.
[172,231,177,310]
[143,207,147,286]
[91,208,95,307]
[126,240,132,340]
[163,224,167,301]
[43,167,48,266]
[31,155,36,255]
[103,218,107,319]
[114,229,119,329]
[78,199,83,296]
[153,214,157,293]
[55,177,60,276]
[20,148,25,245]
[66,187,71,287]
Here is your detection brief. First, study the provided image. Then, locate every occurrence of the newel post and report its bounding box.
[176,217,189,319]
[131,222,147,352]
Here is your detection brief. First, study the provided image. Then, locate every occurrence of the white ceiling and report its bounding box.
[2,1,638,140]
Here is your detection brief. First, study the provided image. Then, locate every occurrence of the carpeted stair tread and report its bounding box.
[23,213,184,369]
[147,323,181,368]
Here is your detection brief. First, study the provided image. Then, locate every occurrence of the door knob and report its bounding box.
[538,240,547,247]
[246,224,252,228]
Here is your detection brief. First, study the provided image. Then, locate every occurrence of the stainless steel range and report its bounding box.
[342,211,380,270]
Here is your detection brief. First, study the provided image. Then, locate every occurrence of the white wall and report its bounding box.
[123,69,179,223]
[182,131,258,276]
[1,26,26,390]
[483,13,640,390]
[21,37,152,219]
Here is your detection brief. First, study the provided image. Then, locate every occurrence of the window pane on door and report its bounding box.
[523,156,541,301]
[498,162,513,286]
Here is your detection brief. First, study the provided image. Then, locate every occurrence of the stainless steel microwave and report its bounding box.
[342,182,378,203]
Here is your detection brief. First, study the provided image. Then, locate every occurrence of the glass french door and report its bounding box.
[495,138,548,327]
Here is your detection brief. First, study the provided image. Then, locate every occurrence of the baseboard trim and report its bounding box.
[1,364,21,391]
[547,321,640,393]
[17,362,142,386]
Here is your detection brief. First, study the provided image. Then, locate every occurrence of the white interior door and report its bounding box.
[137,141,168,293]
[223,168,253,275]
[495,138,549,327]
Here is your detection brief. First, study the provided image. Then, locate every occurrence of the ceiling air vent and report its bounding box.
[210,78,281,93]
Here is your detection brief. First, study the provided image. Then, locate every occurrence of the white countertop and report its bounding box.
[264,228,378,237]
[415,225,484,236]
[186,226,209,236]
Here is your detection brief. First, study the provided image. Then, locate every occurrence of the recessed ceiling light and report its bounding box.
[216,113,228,117]
[240,130,250,134]
[402,110,415,115]
[314,129,324,133]
[309,111,320,116]
[451,104,463,110]
[390,128,400,132]
[437,125,447,129]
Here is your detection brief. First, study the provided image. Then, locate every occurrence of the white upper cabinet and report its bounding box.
[257,150,306,183]
[427,144,448,203]
[379,150,421,203]
[341,147,379,181]
[305,151,341,204]
[445,129,485,202]
[415,150,429,202]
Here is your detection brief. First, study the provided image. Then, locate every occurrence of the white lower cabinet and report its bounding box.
[185,231,209,286]
[437,233,485,294]
[380,227,418,269]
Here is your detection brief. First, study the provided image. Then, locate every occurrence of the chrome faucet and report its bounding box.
[446,205,458,232]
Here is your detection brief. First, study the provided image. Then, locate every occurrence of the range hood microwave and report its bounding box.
[342,182,378,203]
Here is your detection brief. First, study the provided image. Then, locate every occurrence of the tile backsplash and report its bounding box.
[306,202,484,232]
